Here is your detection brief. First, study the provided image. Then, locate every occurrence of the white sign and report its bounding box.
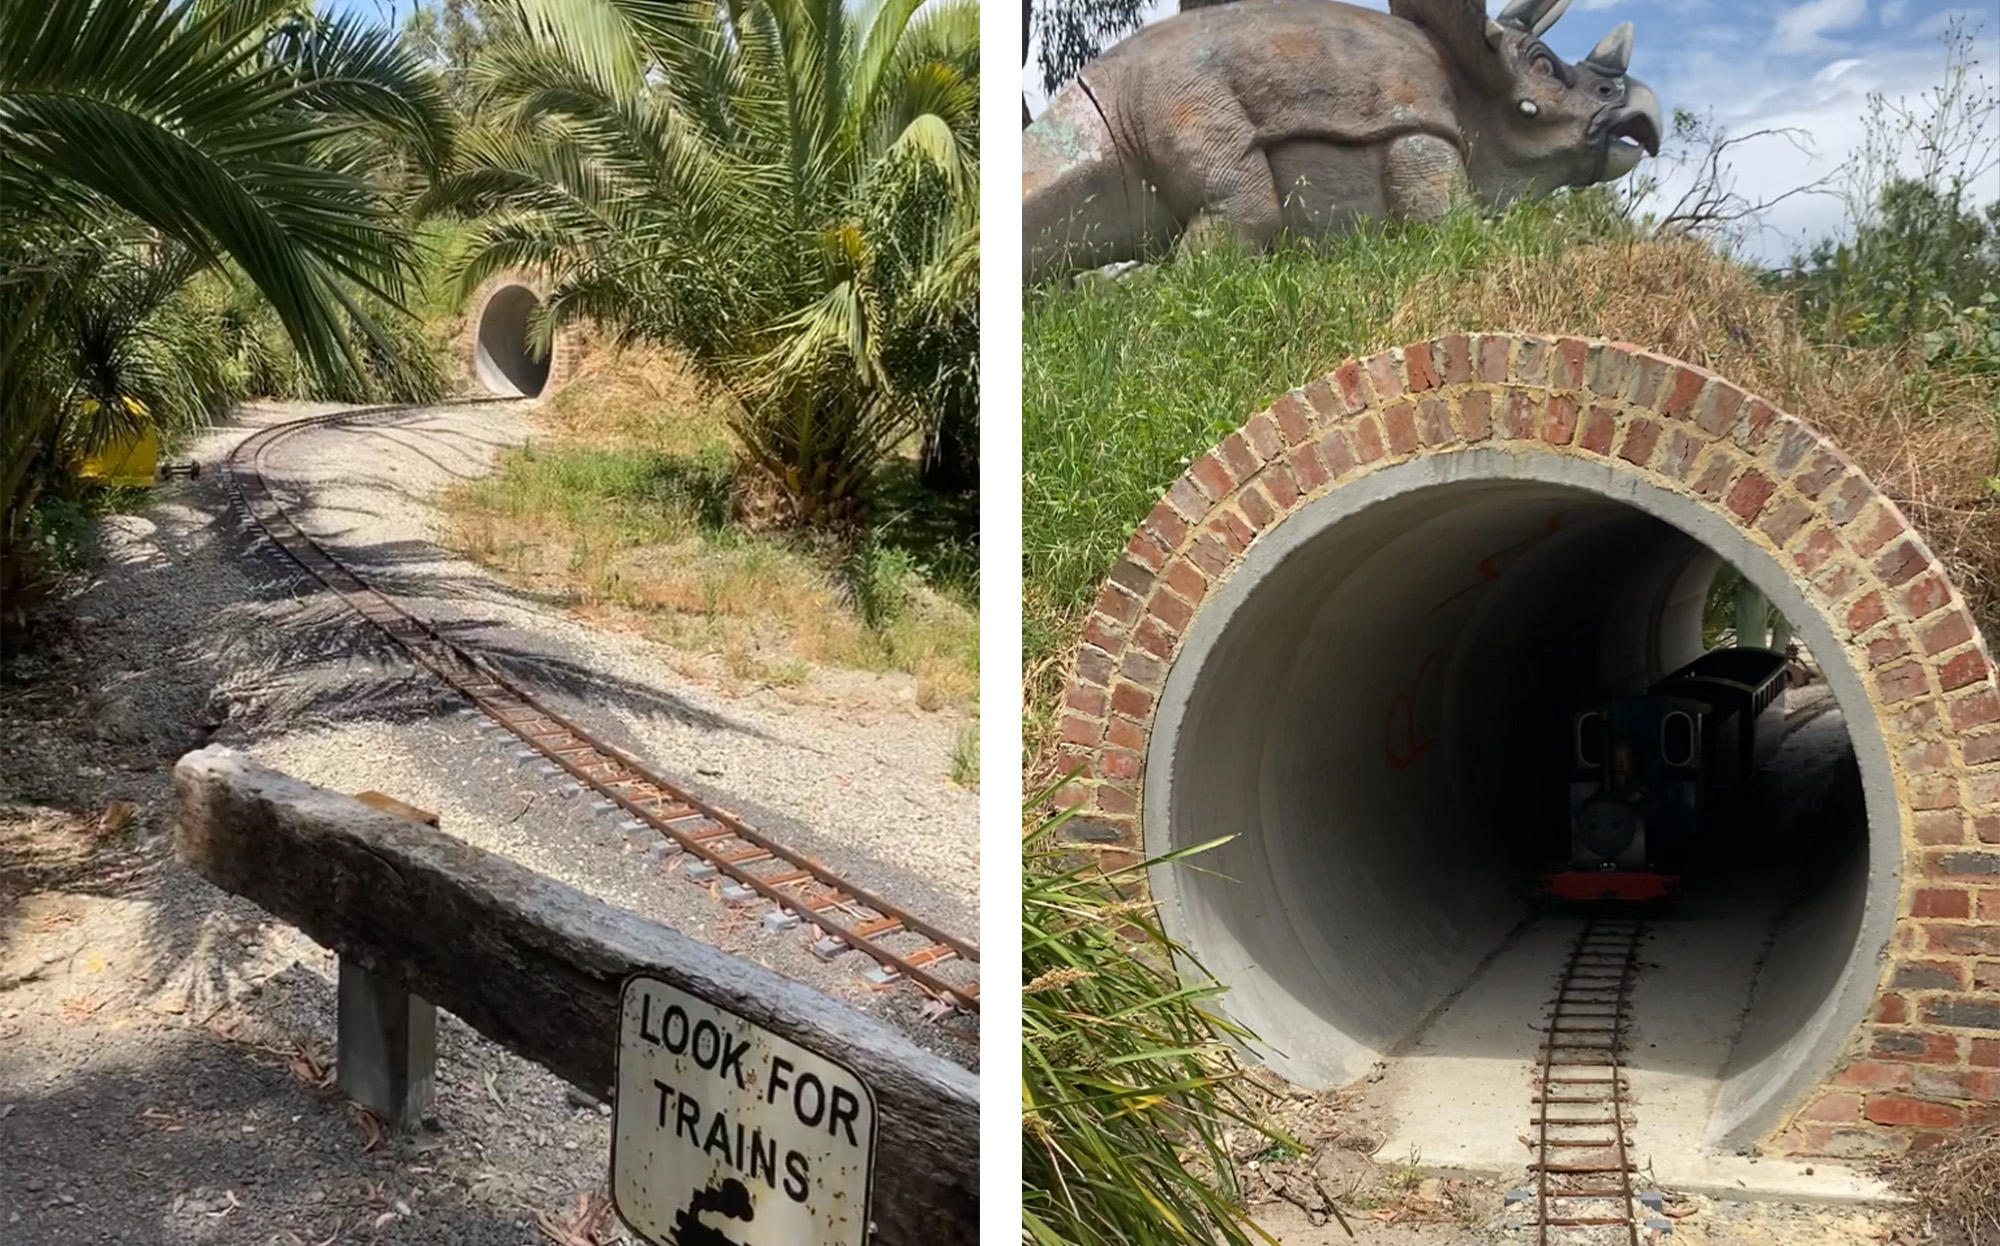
[611,974,878,1246]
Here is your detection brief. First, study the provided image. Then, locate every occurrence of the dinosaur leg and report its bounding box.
[1178,156,1283,257]
[1382,133,1468,222]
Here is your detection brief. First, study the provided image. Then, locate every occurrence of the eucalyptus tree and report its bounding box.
[0,0,452,619]
[433,0,980,525]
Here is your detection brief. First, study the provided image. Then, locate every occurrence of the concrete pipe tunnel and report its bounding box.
[1064,337,1999,1177]
[471,282,553,398]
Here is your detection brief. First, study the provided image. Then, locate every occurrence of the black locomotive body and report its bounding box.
[1551,647,1792,901]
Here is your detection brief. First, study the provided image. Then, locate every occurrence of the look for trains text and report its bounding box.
[635,994,865,1204]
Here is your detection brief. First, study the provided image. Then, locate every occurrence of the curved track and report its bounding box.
[223,401,980,1013]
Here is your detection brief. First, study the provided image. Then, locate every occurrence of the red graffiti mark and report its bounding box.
[1385,647,1444,771]
[1429,511,1569,616]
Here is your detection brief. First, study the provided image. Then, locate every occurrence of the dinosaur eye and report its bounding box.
[1595,81,1615,97]
[1531,54,1556,77]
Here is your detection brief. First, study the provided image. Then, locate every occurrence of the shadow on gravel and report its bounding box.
[0,1023,578,1246]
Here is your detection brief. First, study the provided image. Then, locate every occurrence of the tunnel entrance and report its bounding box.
[1144,453,1894,1180]
[1058,337,1999,1168]
[472,283,552,397]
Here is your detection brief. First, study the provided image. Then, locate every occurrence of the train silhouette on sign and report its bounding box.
[1550,647,1794,903]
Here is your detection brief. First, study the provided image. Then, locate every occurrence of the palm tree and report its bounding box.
[0,0,453,619]
[430,0,979,526]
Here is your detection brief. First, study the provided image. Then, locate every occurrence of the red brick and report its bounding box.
[1552,337,1587,388]
[1850,507,1906,558]
[1236,483,1275,532]
[1502,388,1538,439]
[1050,782,1088,809]
[1626,353,1668,407]
[1760,497,1813,547]
[1870,629,1912,666]
[1475,334,1511,383]
[1659,429,1701,479]
[1191,452,1234,501]
[1876,661,1929,704]
[1911,775,1963,811]
[1075,646,1112,687]
[1695,380,1744,436]
[1904,737,1950,774]
[1577,405,1616,454]
[1094,784,1137,816]
[1120,650,1165,691]
[1303,375,1342,421]
[1914,811,1967,845]
[1726,470,1778,522]
[1110,682,1152,720]
[1942,648,1989,692]
[1975,734,2000,766]
[1351,416,1385,464]
[1290,442,1329,493]
[1245,414,1283,462]
[1893,961,1966,990]
[1797,1091,1864,1122]
[1437,334,1472,384]
[1334,361,1369,413]
[1866,1096,1963,1128]
[1064,681,1107,716]
[1083,614,1125,653]
[1271,392,1312,445]
[1221,431,1258,481]
[1903,573,1951,619]
[1404,340,1439,391]
[1162,559,1206,604]
[1104,716,1143,751]
[1772,420,1817,472]
[1147,589,1193,632]
[1542,394,1579,445]
[1952,688,2000,731]
[1383,400,1421,455]
[1795,450,1847,498]
[1143,500,1188,551]
[1825,475,1873,525]
[1318,429,1357,478]
[1131,616,1176,660]
[1836,1061,1914,1090]
[1921,611,1975,656]
[1878,993,1908,1024]
[1586,342,1631,395]
[1692,453,1736,499]
[1661,367,1708,418]
[1618,417,1662,467]
[1976,1039,2000,1068]
[1366,351,1406,402]
[1794,526,1839,575]
[1125,527,1169,572]
[1459,391,1495,442]
[1100,748,1141,781]
[1186,533,1231,579]
[1059,715,1100,746]
[1094,583,1141,626]
[1210,510,1253,553]
[1872,1030,1962,1063]
[1166,476,1207,523]
[1913,888,1971,918]
[1930,923,2000,956]
[1416,396,1454,447]
[1848,593,1888,633]
[1735,397,1780,450]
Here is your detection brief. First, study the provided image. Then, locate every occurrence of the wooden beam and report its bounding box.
[172,747,978,1244]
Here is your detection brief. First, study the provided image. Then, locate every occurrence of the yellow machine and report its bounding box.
[78,425,161,487]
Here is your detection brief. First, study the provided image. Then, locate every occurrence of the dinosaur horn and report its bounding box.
[1583,21,1634,74]
[1497,0,1572,35]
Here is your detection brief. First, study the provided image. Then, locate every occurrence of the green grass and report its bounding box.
[949,723,979,788]
[1023,198,1627,724]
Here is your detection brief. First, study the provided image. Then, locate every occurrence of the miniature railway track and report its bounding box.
[222,402,980,1014]
[1525,917,1663,1245]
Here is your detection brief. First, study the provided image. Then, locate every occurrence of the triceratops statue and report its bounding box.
[1023,0,1663,282]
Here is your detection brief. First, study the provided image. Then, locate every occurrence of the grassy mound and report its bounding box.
[1023,200,1999,754]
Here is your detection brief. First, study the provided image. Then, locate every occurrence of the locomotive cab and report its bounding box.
[1553,647,1792,902]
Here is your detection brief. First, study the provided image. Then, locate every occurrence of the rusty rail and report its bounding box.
[221,403,979,1013]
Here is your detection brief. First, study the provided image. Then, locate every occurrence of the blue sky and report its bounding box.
[1025,0,2000,261]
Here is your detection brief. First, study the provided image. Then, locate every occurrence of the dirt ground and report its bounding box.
[0,401,976,1245]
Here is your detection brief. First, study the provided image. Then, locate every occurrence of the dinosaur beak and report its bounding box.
[1600,78,1662,177]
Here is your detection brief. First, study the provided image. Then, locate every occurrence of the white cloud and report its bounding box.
[1772,0,1870,54]
[1879,0,1911,24]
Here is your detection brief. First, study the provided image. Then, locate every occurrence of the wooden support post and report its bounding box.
[172,748,978,1244]
[336,957,436,1129]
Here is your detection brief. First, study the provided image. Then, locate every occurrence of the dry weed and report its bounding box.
[1891,1124,2000,1245]
[1387,237,2000,633]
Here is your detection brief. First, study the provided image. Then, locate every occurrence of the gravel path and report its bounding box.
[0,399,978,1246]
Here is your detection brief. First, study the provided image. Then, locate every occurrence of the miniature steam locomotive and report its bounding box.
[1549,647,1793,902]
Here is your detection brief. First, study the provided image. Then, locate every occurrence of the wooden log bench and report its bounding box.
[171,746,978,1245]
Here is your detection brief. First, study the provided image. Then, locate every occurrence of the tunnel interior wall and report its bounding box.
[1054,334,2000,1160]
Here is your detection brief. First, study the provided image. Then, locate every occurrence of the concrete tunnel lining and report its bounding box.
[473,284,552,398]
[1142,447,1902,1150]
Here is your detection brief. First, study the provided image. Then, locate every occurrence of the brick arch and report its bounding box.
[458,271,585,399]
[1058,332,2000,1155]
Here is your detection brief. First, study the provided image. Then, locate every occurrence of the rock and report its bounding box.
[1337,1127,1382,1153]
[563,1087,601,1111]
[92,697,147,745]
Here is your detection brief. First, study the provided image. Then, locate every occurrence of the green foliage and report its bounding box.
[1027,0,1149,97]
[428,0,979,527]
[1023,800,1281,1246]
[949,722,978,788]
[0,0,453,628]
